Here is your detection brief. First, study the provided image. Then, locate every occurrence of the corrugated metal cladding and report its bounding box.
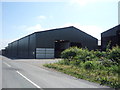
[6,33,36,59]
[101,25,120,50]
[5,26,98,59]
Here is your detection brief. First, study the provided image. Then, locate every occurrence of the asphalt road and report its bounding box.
[2,56,110,89]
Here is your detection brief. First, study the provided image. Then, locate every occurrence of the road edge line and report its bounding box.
[16,71,41,88]
[3,62,11,67]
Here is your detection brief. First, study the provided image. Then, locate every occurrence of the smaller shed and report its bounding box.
[101,25,120,50]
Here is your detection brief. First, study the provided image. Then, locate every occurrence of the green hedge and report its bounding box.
[44,46,120,88]
[61,46,120,67]
[59,46,120,88]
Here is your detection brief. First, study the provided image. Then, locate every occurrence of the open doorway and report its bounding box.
[55,40,70,58]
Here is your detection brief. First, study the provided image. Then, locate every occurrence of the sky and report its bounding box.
[1,0,119,49]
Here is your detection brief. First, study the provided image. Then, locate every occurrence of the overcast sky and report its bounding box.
[1,0,119,49]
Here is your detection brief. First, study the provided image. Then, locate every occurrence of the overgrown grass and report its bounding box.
[44,46,120,88]
[44,63,119,88]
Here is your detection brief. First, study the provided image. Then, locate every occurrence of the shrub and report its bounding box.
[77,48,94,62]
[83,61,96,70]
[93,50,102,58]
[57,60,66,65]
[100,58,113,67]
[72,56,82,66]
[61,46,120,70]
[108,65,119,73]
[61,47,79,60]
[108,46,120,64]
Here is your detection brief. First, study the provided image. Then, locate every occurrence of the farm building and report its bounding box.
[5,26,98,59]
[101,24,120,50]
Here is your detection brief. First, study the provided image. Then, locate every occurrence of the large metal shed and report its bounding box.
[5,26,98,59]
[101,25,120,50]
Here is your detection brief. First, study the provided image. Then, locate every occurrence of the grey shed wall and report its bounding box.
[5,26,98,59]
[36,27,98,50]
[18,36,29,58]
[7,33,36,59]
[17,33,36,59]
[29,33,36,59]
[101,25,120,50]
[12,41,18,58]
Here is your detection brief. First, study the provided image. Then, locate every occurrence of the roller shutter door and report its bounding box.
[36,48,54,59]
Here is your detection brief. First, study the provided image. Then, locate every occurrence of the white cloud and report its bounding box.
[63,22,104,39]
[37,15,46,20]
[25,24,43,32]
[13,24,45,35]
[0,39,13,49]
[69,0,119,6]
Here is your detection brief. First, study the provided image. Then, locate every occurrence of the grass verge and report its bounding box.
[44,63,119,88]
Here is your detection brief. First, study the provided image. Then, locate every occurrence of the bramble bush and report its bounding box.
[60,46,120,88]
[61,46,120,68]
[83,61,96,70]
[50,45,120,88]
[61,47,78,59]
[107,46,120,65]
[61,47,96,65]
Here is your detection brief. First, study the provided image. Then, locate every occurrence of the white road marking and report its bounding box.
[3,62,11,67]
[16,71,41,88]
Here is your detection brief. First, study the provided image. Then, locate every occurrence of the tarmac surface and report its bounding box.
[2,56,110,89]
